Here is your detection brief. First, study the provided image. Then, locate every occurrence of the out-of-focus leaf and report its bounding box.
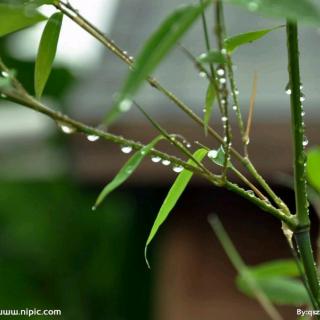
[237,273,309,305]
[104,0,211,126]
[224,27,281,53]
[307,147,320,193]
[196,51,226,64]
[94,136,164,208]
[204,83,216,135]
[247,259,300,278]
[145,148,207,267]
[0,3,46,37]
[34,12,63,97]
[221,0,320,25]
[236,259,309,306]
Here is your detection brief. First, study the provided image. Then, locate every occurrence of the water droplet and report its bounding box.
[202,107,206,113]
[300,94,306,102]
[235,89,239,95]
[303,136,309,147]
[301,111,305,117]
[1,71,9,78]
[247,190,255,197]
[217,68,225,76]
[208,149,218,159]
[173,165,183,173]
[121,146,133,154]
[232,105,237,111]
[123,50,128,55]
[219,77,226,84]
[91,206,97,211]
[286,88,292,95]
[221,99,226,105]
[162,159,171,166]
[199,71,207,78]
[0,93,7,98]
[221,48,227,55]
[186,143,192,148]
[57,122,76,134]
[300,83,303,90]
[119,99,132,112]
[87,134,99,142]
[151,156,162,163]
[221,116,228,122]
[248,1,259,11]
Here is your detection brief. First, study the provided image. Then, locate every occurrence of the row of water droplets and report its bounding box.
[0,70,10,98]
[285,82,308,148]
[57,121,185,173]
[286,81,310,211]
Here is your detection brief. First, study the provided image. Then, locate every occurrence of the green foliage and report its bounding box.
[307,147,320,193]
[221,0,320,25]
[196,50,226,64]
[236,260,310,305]
[224,27,281,53]
[94,136,164,208]
[145,148,207,267]
[204,83,216,135]
[104,0,211,126]
[34,12,63,97]
[0,3,46,37]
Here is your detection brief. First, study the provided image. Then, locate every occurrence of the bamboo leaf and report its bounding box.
[145,148,207,267]
[204,83,216,135]
[94,136,164,209]
[307,147,320,193]
[104,0,211,126]
[246,259,300,278]
[236,273,309,305]
[0,3,46,37]
[224,27,281,53]
[197,51,226,64]
[34,12,63,97]
[221,0,320,25]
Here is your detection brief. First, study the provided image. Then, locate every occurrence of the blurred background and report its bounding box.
[0,0,320,319]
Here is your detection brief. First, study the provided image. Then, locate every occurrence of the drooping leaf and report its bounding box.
[104,0,211,126]
[224,26,281,53]
[236,259,309,306]
[34,12,63,97]
[307,147,320,193]
[145,148,207,266]
[196,50,226,64]
[94,136,164,208]
[204,83,216,135]
[0,3,46,37]
[221,0,320,26]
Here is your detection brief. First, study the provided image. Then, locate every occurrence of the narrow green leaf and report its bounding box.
[145,148,207,267]
[224,26,281,53]
[204,83,216,135]
[34,12,63,97]
[307,147,320,193]
[221,0,320,26]
[197,51,226,64]
[104,0,211,126]
[236,273,309,305]
[94,136,164,209]
[0,3,46,37]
